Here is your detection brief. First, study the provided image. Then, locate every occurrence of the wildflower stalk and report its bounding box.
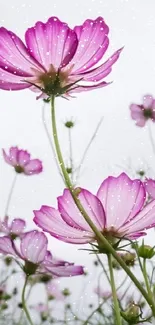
[107,254,122,325]
[50,95,155,316]
[143,259,153,300]
[22,276,34,325]
[4,174,17,217]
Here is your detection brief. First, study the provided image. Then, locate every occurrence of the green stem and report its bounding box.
[50,96,155,316]
[4,174,17,217]
[143,259,153,300]
[108,254,122,325]
[22,276,34,325]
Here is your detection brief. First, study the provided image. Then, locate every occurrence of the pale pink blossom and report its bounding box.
[130,94,155,127]
[0,17,122,98]
[46,280,64,300]
[0,216,25,237]
[34,173,155,245]
[144,178,155,199]
[2,147,43,175]
[0,230,84,277]
[33,303,48,313]
[94,287,112,299]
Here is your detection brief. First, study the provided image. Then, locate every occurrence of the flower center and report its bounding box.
[23,261,38,275]
[96,226,125,253]
[28,64,79,97]
[14,165,24,173]
[143,108,153,119]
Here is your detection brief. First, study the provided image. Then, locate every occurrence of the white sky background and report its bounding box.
[1,0,155,314]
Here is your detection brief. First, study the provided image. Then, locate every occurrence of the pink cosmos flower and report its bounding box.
[94,287,112,299]
[0,230,84,277]
[33,303,49,313]
[0,216,25,237]
[144,178,155,200]
[130,95,155,127]
[34,173,155,246]
[2,146,43,175]
[0,16,122,98]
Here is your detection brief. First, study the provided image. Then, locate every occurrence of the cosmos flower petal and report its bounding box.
[0,68,31,90]
[143,94,154,109]
[17,150,30,166]
[75,48,123,82]
[69,80,111,94]
[0,236,17,256]
[33,206,94,244]
[44,264,84,277]
[20,230,47,263]
[121,199,155,235]
[58,188,105,230]
[25,17,78,70]
[0,27,43,76]
[24,159,43,175]
[2,147,19,166]
[10,218,26,235]
[144,178,155,199]
[130,104,146,127]
[97,173,146,229]
[70,17,109,73]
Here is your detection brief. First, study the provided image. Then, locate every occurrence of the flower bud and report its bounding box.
[66,167,72,174]
[41,312,48,322]
[121,302,140,324]
[138,243,155,259]
[4,257,12,266]
[121,252,136,266]
[65,121,74,128]
[62,288,71,297]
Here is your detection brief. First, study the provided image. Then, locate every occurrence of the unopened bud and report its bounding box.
[65,121,74,128]
[4,257,12,266]
[121,252,136,266]
[138,243,155,259]
[62,288,71,297]
[121,302,140,324]
[66,167,72,174]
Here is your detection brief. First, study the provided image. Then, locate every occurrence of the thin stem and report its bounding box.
[108,254,122,325]
[22,276,34,325]
[4,174,17,217]
[95,252,110,284]
[148,122,155,156]
[75,117,103,182]
[18,283,34,324]
[143,259,153,300]
[41,103,63,181]
[50,96,155,316]
[68,127,74,182]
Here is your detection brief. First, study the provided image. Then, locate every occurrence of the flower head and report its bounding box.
[130,94,155,127]
[0,230,84,277]
[34,173,155,249]
[2,146,43,175]
[0,216,25,238]
[0,17,122,98]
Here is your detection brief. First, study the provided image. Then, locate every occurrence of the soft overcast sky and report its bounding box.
[0,0,155,313]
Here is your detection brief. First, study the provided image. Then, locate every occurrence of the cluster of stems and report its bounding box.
[19,95,155,325]
[50,95,155,325]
